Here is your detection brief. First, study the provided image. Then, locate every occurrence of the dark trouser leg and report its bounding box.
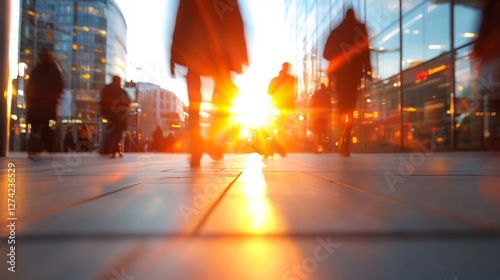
[29,119,44,155]
[186,69,203,167]
[340,118,352,156]
[41,122,55,152]
[100,122,113,154]
[207,72,237,160]
[273,114,287,156]
[111,127,123,157]
[336,79,358,157]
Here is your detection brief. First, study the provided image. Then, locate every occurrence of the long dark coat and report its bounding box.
[323,15,371,112]
[170,0,248,77]
[26,61,64,122]
[323,17,371,82]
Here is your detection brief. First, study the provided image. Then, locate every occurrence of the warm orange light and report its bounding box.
[229,154,285,233]
[342,113,351,124]
[230,89,275,128]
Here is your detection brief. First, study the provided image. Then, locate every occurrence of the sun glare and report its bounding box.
[230,81,275,128]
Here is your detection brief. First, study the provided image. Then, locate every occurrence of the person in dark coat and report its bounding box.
[267,62,297,157]
[26,48,64,159]
[99,76,131,158]
[151,125,164,152]
[63,127,76,152]
[77,123,92,152]
[310,83,331,153]
[323,8,372,157]
[170,0,248,167]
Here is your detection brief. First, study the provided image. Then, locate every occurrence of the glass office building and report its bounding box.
[284,0,496,151]
[16,0,127,145]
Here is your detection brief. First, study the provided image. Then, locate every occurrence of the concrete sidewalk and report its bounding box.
[1,151,500,280]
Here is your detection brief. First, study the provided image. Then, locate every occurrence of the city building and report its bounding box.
[124,81,186,151]
[11,0,127,150]
[284,0,495,151]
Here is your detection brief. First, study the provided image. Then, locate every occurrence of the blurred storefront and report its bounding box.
[284,0,496,151]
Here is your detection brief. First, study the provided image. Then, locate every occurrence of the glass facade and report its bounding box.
[16,0,127,149]
[284,0,493,151]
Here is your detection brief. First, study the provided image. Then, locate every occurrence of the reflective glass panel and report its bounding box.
[454,3,482,48]
[402,1,450,70]
[370,22,401,80]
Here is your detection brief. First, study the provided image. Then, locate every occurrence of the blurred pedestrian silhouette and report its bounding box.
[267,62,297,157]
[63,127,76,152]
[170,0,248,167]
[151,125,163,152]
[77,123,92,152]
[99,76,131,158]
[124,135,131,152]
[323,8,371,157]
[165,132,176,152]
[473,0,500,149]
[26,48,64,159]
[310,83,331,153]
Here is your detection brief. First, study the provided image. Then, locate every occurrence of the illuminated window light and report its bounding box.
[428,45,444,50]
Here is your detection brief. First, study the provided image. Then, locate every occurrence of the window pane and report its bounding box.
[454,4,481,48]
[402,54,453,150]
[358,75,402,151]
[454,45,483,149]
[402,2,450,70]
[366,0,400,38]
[402,0,425,13]
[371,22,401,80]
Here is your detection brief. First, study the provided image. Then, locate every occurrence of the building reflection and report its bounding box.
[285,0,496,151]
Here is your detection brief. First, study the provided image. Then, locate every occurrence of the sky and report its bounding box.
[114,0,291,104]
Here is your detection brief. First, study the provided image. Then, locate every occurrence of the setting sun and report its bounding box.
[230,79,275,128]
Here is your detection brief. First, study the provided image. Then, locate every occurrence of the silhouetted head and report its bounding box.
[38,48,54,63]
[320,83,326,89]
[281,62,291,73]
[112,75,121,86]
[346,8,356,22]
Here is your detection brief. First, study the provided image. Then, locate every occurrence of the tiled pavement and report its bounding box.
[0,151,499,280]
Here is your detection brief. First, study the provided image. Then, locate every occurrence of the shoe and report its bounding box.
[189,134,204,167]
[207,139,224,161]
[190,155,201,167]
[207,145,223,161]
[339,149,350,157]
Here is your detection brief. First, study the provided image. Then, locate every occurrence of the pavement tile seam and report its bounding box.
[17,183,142,224]
[303,171,499,230]
[9,229,500,242]
[188,172,243,235]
